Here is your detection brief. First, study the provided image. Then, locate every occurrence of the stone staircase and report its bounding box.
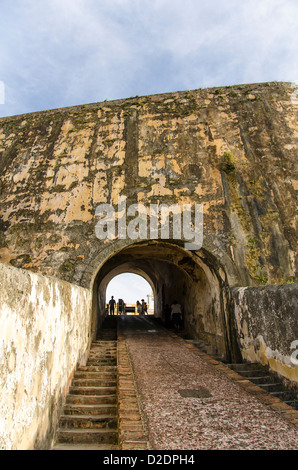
[227,362,298,410]
[184,337,221,360]
[53,321,119,450]
[183,332,298,411]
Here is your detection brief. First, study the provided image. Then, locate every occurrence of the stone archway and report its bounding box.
[91,240,240,362]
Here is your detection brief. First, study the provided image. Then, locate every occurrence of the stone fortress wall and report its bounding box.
[0,81,297,448]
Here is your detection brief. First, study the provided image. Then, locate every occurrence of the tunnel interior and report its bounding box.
[92,241,238,362]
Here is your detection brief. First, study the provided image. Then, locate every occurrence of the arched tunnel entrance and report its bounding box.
[91,241,240,362]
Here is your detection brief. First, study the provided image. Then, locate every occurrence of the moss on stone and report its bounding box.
[60,261,74,273]
[51,185,66,193]
[220,152,236,174]
[69,181,79,191]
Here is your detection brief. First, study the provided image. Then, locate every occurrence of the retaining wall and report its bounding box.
[0,262,92,450]
[232,283,298,385]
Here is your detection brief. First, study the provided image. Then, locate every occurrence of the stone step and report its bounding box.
[77,365,117,373]
[88,354,117,359]
[86,362,117,368]
[228,363,268,372]
[88,352,116,356]
[89,348,117,353]
[73,371,117,380]
[87,359,117,364]
[77,364,117,370]
[254,382,284,392]
[89,349,117,353]
[69,386,117,396]
[284,401,298,410]
[90,342,116,346]
[53,443,119,451]
[66,394,117,405]
[73,378,117,387]
[88,355,117,360]
[232,369,270,378]
[85,362,117,368]
[63,403,117,416]
[91,341,117,346]
[90,344,117,353]
[90,348,117,352]
[59,414,118,429]
[86,358,117,364]
[269,390,287,398]
[85,362,117,369]
[56,428,118,445]
[248,376,275,385]
[185,339,217,354]
[98,338,117,341]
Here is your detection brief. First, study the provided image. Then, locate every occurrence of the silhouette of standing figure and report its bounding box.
[109,296,116,315]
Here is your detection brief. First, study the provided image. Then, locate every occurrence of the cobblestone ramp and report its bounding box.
[118,315,298,450]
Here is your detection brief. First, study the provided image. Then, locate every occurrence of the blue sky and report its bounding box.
[0,0,298,117]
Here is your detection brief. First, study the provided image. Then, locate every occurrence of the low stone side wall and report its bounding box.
[231,284,298,385]
[0,263,91,450]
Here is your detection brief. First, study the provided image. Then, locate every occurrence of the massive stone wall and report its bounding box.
[0,262,91,450]
[232,283,298,385]
[0,82,297,448]
[0,81,297,289]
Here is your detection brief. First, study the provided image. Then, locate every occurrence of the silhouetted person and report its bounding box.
[136,301,142,315]
[118,299,124,315]
[109,296,116,315]
[141,299,147,315]
[171,300,182,331]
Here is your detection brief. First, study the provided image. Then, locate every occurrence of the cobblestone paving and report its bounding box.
[119,316,298,450]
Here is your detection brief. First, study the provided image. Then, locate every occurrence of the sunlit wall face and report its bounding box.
[106,273,154,312]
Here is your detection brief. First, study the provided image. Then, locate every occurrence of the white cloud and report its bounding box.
[0,0,298,117]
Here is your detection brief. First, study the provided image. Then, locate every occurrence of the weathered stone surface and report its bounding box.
[0,262,91,450]
[232,283,298,384]
[0,81,297,450]
[0,82,297,288]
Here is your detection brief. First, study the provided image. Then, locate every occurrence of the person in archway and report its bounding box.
[109,296,116,315]
[118,298,124,315]
[136,301,142,315]
[141,299,147,315]
[171,300,183,331]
